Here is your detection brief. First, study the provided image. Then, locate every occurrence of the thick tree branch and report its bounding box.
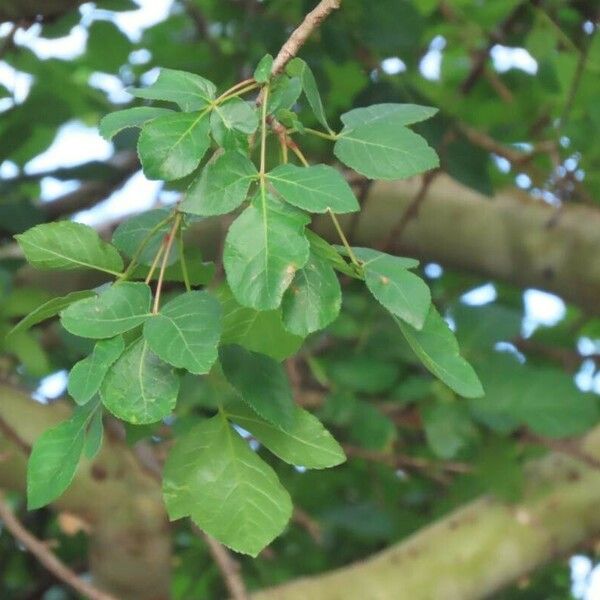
[254,426,600,600]
[0,494,117,600]
[0,385,170,600]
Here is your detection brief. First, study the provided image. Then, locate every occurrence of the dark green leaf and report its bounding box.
[287,57,330,131]
[220,344,295,430]
[254,54,274,83]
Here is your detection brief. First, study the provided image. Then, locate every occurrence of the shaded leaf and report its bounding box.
[287,57,330,131]
[99,107,173,140]
[220,344,295,430]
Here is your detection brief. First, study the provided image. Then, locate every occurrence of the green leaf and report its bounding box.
[60,282,152,339]
[83,408,104,459]
[138,111,211,181]
[112,208,174,266]
[287,57,330,131]
[130,68,216,110]
[7,290,95,338]
[68,336,125,405]
[217,285,303,361]
[308,231,359,278]
[163,414,292,556]
[98,107,173,140]
[224,190,310,310]
[267,75,302,114]
[226,402,345,469]
[143,291,221,374]
[349,399,397,451]
[340,103,438,129]
[211,98,258,139]
[396,307,484,398]
[101,338,179,424]
[254,54,274,83]
[267,164,358,214]
[281,251,341,336]
[422,402,476,459]
[220,344,295,430]
[181,151,257,216]
[353,247,430,329]
[27,400,99,509]
[15,222,124,275]
[334,117,438,180]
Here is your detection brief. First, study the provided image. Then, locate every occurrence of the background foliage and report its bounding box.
[0,0,599,598]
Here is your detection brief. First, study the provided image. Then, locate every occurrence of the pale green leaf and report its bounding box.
[268,164,358,213]
[224,190,310,310]
[181,151,257,216]
[130,68,216,110]
[217,285,303,361]
[340,103,438,129]
[7,290,95,338]
[287,57,330,131]
[353,247,430,329]
[163,414,292,556]
[84,409,104,459]
[101,338,179,424]
[396,306,484,398]
[27,399,99,509]
[226,402,345,469]
[254,54,274,83]
[98,107,173,140]
[281,251,341,336]
[60,282,152,339]
[220,344,295,430]
[334,118,439,180]
[68,336,125,405]
[112,208,175,266]
[15,222,124,275]
[138,111,211,180]
[143,291,221,374]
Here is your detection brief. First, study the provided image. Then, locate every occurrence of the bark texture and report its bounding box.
[338,175,600,313]
[0,385,170,600]
[255,426,600,600]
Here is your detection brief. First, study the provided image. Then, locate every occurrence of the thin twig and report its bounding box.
[194,526,249,600]
[271,0,342,75]
[0,495,117,600]
[152,214,181,314]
